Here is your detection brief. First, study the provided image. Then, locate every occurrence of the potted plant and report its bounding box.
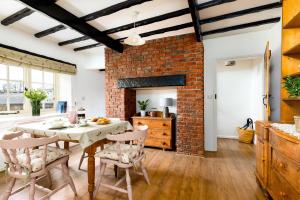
[138,99,150,117]
[283,76,300,130]
[283,76,300,98]
[24,88,47,116]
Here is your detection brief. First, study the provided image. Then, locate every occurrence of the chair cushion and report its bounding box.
[96,143,140,164]
[16,147,69,172]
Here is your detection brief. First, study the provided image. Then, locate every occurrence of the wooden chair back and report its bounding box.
[0,131,58,174]
[106,125,148,163]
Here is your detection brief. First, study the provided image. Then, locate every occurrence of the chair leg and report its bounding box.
[62,163,77,196]
[29,178,36,200]
[1,178,16,200]
[125,168,133,200]
[78,151,85,170]
[46,171,52,188]
[94,161,106,198]
[140,161,150,185]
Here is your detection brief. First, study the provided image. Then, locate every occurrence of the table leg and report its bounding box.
[64,141,70,167]
[87,144,97,200]
[114,165,118,178]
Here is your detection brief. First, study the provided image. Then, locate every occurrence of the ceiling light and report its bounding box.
[124,11,145,46]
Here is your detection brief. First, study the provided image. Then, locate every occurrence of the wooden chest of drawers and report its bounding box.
[256,121,300,200]
[132,116,175,150]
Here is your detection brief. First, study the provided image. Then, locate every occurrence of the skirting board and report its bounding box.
[217,135,239,139]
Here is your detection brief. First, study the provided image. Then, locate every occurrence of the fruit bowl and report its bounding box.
[91,117,111,125]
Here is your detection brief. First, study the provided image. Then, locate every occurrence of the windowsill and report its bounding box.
[0,111,67,124]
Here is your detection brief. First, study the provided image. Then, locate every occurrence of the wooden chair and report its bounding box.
[94,125,150,200]
[78,118,122,170]
[0,131,77,200]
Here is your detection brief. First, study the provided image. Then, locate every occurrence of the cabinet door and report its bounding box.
[263,42,271,121]
[256,139,266,186]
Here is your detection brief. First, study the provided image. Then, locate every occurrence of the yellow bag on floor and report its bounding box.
[237,127,254,144]
[237,118,255,144]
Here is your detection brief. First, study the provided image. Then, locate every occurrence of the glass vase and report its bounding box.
[31,101,41,116]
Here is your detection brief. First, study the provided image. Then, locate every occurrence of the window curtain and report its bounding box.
[0,46,76,75]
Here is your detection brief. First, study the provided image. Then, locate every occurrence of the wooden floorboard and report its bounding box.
[0,139,266,200]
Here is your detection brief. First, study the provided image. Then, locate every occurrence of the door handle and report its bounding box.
[262,94,271,108]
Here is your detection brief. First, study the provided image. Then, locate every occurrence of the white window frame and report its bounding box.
[0,64,25,112]
[0,64,60,114]
[28,68,57,112]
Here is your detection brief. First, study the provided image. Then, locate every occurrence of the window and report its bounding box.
[31,69,55,109]
[0,64,63,114]
[0,64,24,112]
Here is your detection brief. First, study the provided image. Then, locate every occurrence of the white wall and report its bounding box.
[135,88,177,114]
[204,20,282,151]
[72,69,106,117]
[216,58,264,139]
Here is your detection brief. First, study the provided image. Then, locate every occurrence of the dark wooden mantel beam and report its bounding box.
[1,8,34,26]
[19,0,123,53]
[188,0,202,42]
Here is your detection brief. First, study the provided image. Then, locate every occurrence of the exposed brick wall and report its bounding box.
[105,33,204,156]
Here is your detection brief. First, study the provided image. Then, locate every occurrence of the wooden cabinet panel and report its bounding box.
[256,139,266,186]
[133,119,171,130]
[145,137,171,149]
[148,129,171,139]
[255,121,269,141]
[270,128,300,163]
[269,169,300,200]
[272,149,300,193]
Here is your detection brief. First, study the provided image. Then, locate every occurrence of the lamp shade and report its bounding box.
[160,98,173,107]
[124,33,145,46]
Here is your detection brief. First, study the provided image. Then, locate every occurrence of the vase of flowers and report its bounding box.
[138,99,150,117]
[24,88,47,116]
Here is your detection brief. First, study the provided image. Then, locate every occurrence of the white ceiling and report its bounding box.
[0,0,281,54]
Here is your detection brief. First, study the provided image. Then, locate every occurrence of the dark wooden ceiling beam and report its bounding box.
[73,17,281,51]
[200,2,282,24]
[140,22,194,38]
[19,0,123,53]
[1,8,34,26]
[58,0,235,46]
[81,0,152,21]
[188,0,202,42]
[202,17,281,36]
[34,25,66,38]
[197,0,235,10]
[104,8,190,34]
[105,0,235,35]
[74,43,102,51]
[58,36,90,46]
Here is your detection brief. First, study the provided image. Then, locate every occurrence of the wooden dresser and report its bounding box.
[132,116,175,150]
[256,121,300,199]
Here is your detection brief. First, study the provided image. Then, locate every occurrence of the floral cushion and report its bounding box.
[16,147,69,172]
[96,143,140,164]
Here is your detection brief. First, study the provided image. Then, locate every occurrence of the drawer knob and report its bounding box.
[162,142,167,145]
[279,162,283,168]
[162,123,167,126]
[163,132,168,136]
[279,191,286,197]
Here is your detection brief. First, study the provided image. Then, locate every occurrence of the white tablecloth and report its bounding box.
[15,120,133,149]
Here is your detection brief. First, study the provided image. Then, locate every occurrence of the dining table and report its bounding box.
[15,119,133,199]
